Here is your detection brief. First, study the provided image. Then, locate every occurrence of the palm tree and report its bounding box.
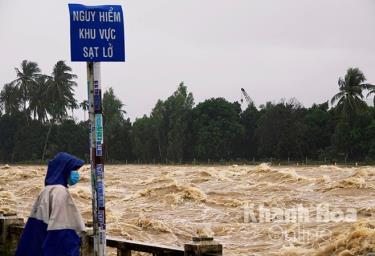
[42,60,78,161]
[29,75,50,122]
[46,60,78,121]
[12,60,41,120]
[0,83,22,115]
[80,100,89,120]
[365,85,375,106]
[69,101,78,119]
[331,68,372,115]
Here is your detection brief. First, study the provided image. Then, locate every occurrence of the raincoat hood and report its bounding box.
[45,152,84,187]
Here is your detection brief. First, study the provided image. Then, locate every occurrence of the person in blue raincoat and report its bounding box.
[16,152,86,256]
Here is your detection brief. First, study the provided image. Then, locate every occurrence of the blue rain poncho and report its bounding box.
[16,152,86,256]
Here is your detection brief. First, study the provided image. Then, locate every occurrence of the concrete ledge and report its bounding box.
[1,215,223,256]
[184,237,223,256]
[0,214,24,256]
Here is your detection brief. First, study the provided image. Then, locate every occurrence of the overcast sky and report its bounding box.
[1,0,375,120]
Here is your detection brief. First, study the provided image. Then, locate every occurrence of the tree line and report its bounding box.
[1,60,375,164]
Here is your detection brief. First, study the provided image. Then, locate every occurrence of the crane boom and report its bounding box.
[241,88,254,106]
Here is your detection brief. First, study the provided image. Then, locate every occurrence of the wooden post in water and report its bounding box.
[87,62,106,256]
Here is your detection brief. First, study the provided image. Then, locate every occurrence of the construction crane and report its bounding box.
[240,88,254,106]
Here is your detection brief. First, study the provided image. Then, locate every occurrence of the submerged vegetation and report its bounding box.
[1,61,375,163]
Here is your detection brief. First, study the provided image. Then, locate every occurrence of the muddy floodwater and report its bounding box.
[1,164,375,255]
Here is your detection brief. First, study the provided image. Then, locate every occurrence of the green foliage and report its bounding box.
[2,64,375,163]
[192,98,244,160]
[238,103,259,159]
[331,67,372,117]
[0,83,22,116]
[132,115,158,161]
[29,75,49,121]
[103,88,132,161]
[163,82,194,161]
[132,82,194,162]
[12,120,47,161]
[303,102,333,159]
[47,61,78,122]
[12,60,41,120]
[255,99,307,159]
[0,114,23,161]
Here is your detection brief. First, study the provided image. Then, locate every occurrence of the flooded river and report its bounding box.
[1,164,375,255]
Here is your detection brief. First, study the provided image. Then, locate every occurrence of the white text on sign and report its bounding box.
[72,11,122,23]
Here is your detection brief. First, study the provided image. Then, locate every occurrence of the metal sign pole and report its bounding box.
[87,62,106,256]
[69,4,123,253]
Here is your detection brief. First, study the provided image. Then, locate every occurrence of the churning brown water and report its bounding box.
[1,164,375,255]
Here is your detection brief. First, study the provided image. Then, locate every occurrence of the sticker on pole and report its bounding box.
[68,4,125,62]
